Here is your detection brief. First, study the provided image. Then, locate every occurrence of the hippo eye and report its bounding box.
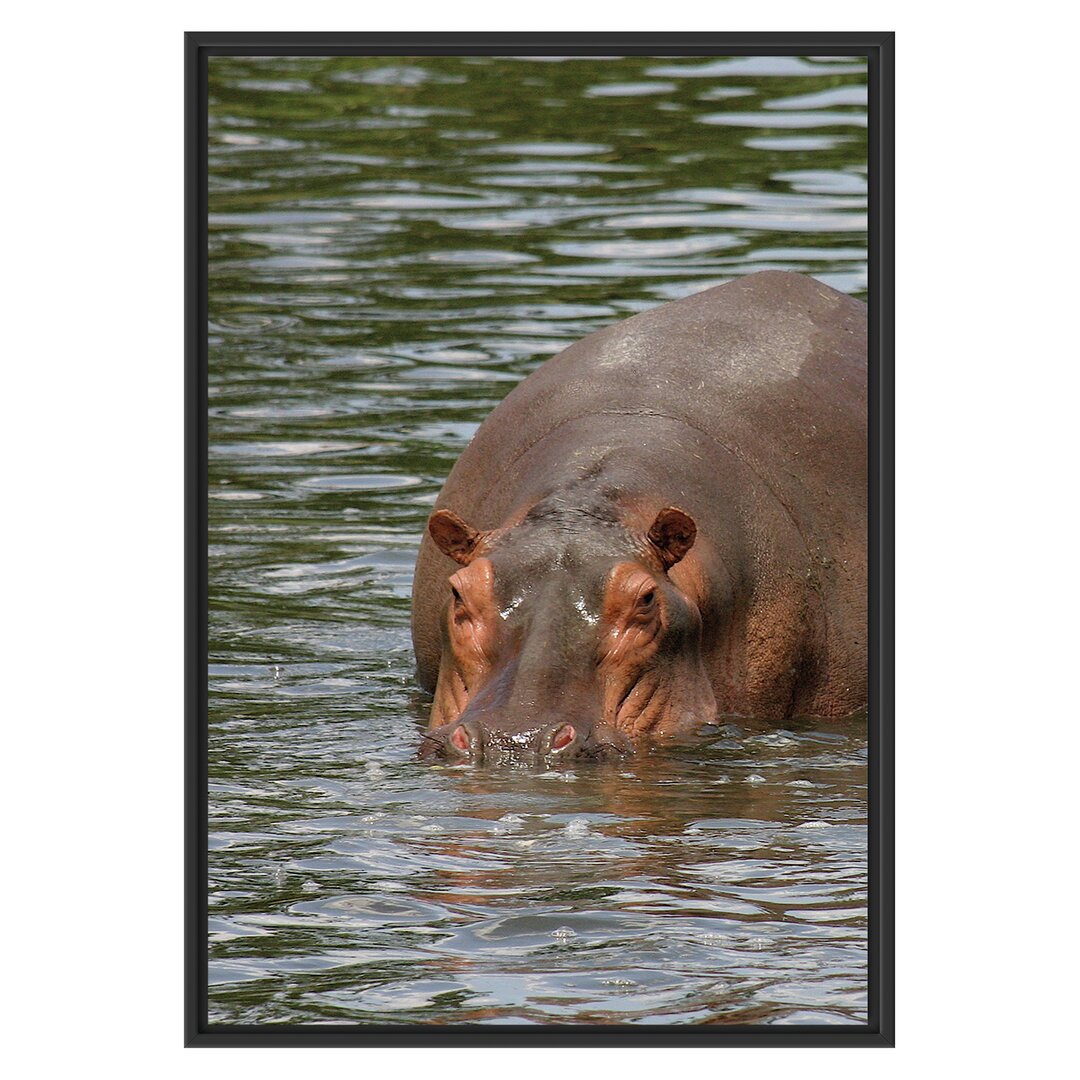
[631,588,658,623]
[450,585,468,619]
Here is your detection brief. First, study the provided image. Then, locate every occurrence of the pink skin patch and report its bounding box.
[551,724,575,752]
[451,725,470,752]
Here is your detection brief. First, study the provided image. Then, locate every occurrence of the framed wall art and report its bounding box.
[186,31,894,1047]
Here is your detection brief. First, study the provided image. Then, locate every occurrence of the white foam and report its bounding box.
[492,813,525,834]
[564,817,591,838]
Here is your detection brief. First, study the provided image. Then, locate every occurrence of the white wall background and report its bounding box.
[5,2,1076,1074]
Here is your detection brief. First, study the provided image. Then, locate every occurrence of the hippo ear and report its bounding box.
[428,509,486,566]
[647,507,696,569]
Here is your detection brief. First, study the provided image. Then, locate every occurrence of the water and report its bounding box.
[207,53,868,1026]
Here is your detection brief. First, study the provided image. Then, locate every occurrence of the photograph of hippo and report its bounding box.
[201,44,883,1036]
[414,271,865,764]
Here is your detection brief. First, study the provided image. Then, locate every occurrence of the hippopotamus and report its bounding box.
[411,271,866,763]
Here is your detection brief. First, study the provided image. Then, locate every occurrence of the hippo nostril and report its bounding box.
[445,720,486,760]
[419,720,485,762]
[550,723,576,753]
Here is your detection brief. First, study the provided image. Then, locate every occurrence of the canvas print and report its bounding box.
[204,49,874,1031]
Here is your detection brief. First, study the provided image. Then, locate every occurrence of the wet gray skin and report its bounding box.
[419,492,709,765]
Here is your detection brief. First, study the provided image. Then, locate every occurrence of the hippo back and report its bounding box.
[434,271,864,543]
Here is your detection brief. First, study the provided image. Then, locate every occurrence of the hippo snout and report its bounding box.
[419,717,627,764]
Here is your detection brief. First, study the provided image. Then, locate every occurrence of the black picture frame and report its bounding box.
[186,31,894,1047]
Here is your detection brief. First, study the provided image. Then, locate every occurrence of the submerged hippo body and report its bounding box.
[411,271,867,763]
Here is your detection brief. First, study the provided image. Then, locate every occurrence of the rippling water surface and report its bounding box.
[207,53,868,1026]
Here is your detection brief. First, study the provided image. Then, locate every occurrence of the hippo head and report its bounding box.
[419,493,717,764]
